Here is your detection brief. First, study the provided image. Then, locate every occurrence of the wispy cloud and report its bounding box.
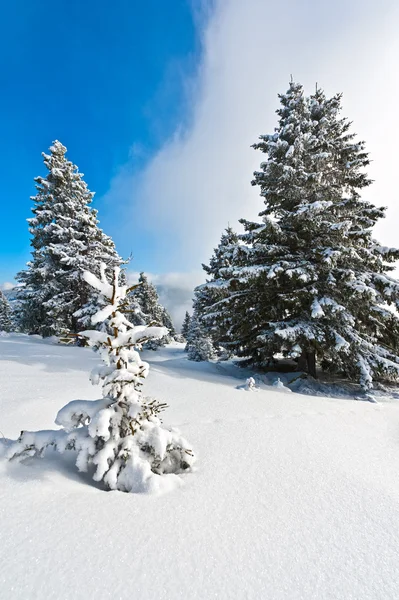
[106,0,399,271]
[127,270,203,329]
[1,282,16,291]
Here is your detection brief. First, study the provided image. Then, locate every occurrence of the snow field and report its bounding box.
[1,335,399,599]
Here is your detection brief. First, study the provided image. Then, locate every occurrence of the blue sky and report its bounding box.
[1,0,398,327]
[0,0,199,282]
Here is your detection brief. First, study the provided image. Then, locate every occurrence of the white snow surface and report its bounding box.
[1,334,399,599]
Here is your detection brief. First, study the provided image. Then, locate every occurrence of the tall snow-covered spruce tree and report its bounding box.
[7,265,195,494]
[203,82,399,388]
[16,141,123,336]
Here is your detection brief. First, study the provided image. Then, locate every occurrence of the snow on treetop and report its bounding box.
[49,140,67,154]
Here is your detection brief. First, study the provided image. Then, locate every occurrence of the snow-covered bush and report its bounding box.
[187,336,215,362]
[7,266,195,494]
[185,312,215,362]
[246,377,256,391]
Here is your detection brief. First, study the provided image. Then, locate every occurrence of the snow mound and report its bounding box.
[272,377,292,392]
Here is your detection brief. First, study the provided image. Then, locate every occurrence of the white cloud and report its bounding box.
[127,270,203,329]
[107,0,399,270]
[1,282,16,291]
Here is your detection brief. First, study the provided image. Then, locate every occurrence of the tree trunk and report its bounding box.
[297,349,317,378]
[306,350,317,379]
[297,350,308,372]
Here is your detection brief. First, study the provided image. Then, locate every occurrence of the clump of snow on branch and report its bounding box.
[7,265,195,494]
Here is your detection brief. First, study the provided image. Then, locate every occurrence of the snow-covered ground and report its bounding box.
[1,334,399,599]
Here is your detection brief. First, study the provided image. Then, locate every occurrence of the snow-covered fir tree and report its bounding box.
[185,311,215,362]
[194,226,240,354]
[7,265,195,494]
[0,291,13,332]
[161,307,176,338]
[202,82,399,388]
[181,311,191,339]
[131,273,176,349]
[16,141,123,336]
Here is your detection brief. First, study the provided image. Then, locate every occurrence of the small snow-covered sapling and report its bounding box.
[7,265,195,494]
